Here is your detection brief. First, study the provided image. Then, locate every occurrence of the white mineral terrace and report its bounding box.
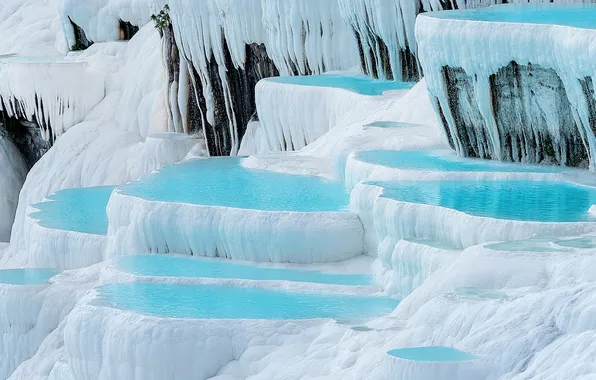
[4,2,596,380]
[0,55,105,140]
[416,4,596,168]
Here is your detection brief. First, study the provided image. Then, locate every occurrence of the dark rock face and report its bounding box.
[202,40,278,156]
[0,110,51,170]
[442,67,493,159]
[164,25,279,156]
[437,62,589,167]
[490,62,586,166]
[69,18,93,50]
[579,77,596,139]
[351,26,420,82]
[69,18,138,51]
[223,41,279,154]
[119,20,139,40]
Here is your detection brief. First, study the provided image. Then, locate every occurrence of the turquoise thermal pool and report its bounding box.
[117,255,372,286]
[117,157,350,212]
[30,186,115,235]
[93,283,399,320]
[264,74,414,96]
[427,4,596,29]
[486,238,570,253]
[356,150,562,173]
[373,180,596,222]
[387,346,478,362]
[0,269,60,285]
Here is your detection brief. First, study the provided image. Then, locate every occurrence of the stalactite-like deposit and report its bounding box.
[162,22,278,156]
[417,5,596,168]
[0,110,51,169]
[158,0,352,156]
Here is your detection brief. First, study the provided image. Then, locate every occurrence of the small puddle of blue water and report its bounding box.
[387,346,478,362]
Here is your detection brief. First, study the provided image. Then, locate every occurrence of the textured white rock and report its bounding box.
[65,293,325,380]
[374,238,460,299]
[0,265,101,380]
[0,57,106,141]
[105,191,364,264]
[0,0,66,56]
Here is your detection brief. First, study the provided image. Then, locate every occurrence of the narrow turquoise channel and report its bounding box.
[118,255,372,286]
[265,74,414,96]
[387,346,478,362]
[356,150,562,173]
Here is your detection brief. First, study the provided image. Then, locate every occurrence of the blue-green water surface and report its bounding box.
[94,283,399,320]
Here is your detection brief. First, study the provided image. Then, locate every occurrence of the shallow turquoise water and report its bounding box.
[265,74,414,96]
[30,186,115,235]
[364,121,414,129]
[387,346,478,362]
[486,238,569,253]
[0,269,60,285]
[118,255,371,286]
[372,180,596,222]
[118,158,350,212]
[554,237,596,249]
[429,4,596,29]
[94,283,399,320]
[356,150,561,173]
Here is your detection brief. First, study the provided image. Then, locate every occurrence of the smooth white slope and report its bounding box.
[0,0,66,56]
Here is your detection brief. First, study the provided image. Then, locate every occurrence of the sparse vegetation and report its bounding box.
[151,4,171,36]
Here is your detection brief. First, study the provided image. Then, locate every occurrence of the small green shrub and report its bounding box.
[151,4,171,35]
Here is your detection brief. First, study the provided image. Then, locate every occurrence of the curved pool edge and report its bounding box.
[352,182,596,250]
[65,296,327,380]
[24,205,107,269]
[384,346,491,380]
[105,191,364,263]
[99,261,378,296]
[344,150,573,191]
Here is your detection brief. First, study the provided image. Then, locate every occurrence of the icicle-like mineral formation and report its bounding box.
[0,57,106,145]
[156,0,358,156]
[416,4,596,168]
